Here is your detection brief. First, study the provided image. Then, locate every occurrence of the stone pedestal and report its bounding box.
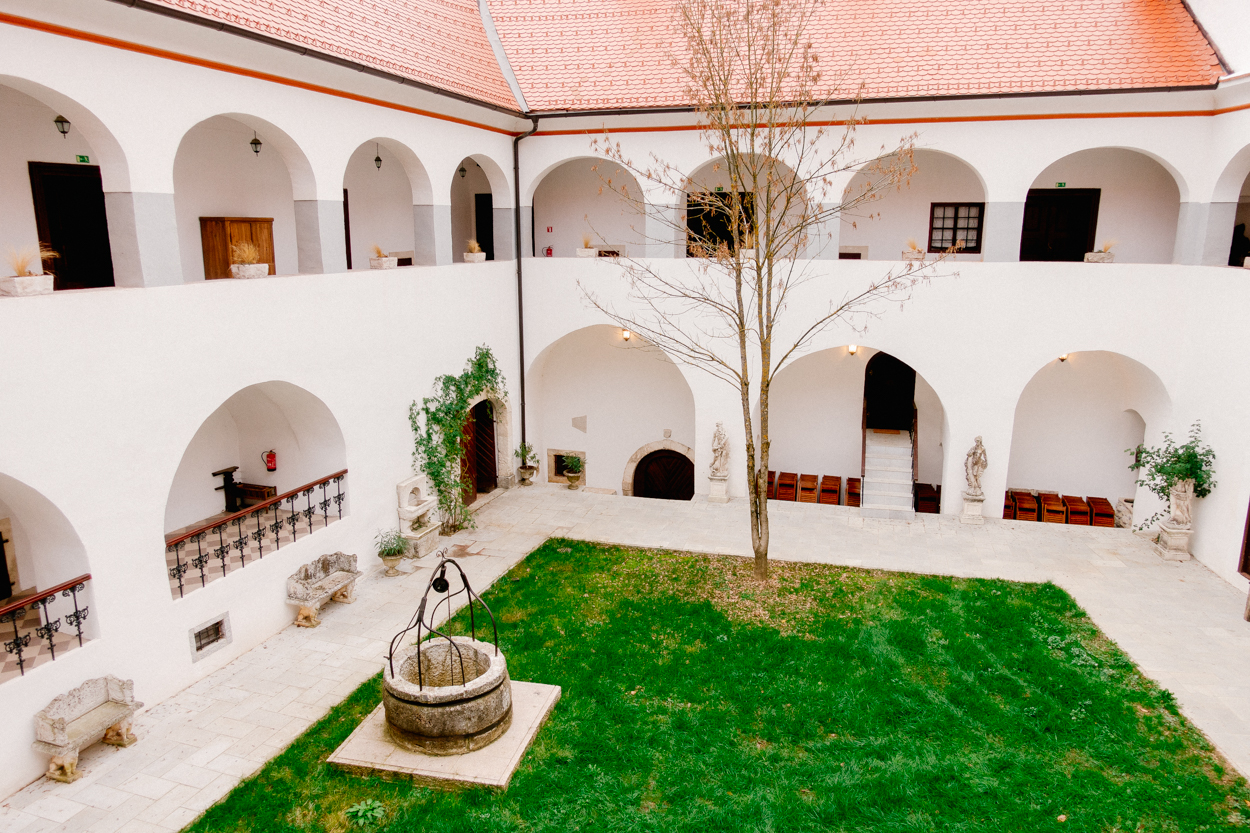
[960,491,985,524]
[708,474,729,504]
[1156,521,1192,561]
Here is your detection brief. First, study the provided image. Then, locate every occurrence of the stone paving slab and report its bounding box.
[2,485,1249,831]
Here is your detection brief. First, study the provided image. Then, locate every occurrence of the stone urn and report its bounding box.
[379,554,404,577]
[1084,251,1114,263]
[516,465,537,486]
[464,251,486,263]
[0,274,54,296]
[565,471,583,490]
[383,636,512,755]
[230,263,269,279]
[369,256,398,269]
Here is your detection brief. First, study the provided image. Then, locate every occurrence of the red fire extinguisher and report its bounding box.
[544,246,553,257]
[262,450,277,472]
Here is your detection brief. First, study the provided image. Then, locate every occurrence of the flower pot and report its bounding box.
[901,251,925,262]
[516,465,537,486]
[379,554,404,577]
[575,248,597,258]
[230,263,269,279]
[464,252,486,263]
[0,274,54,297]
[369,257,398,269]
[565,471,583,490]
[739,248,756,258]
[1084,252,1114,263]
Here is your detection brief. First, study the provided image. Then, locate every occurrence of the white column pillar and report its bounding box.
[413,204,452,266]
[294,199,348,274]
[1172,202,1237,265]
[806,203,841,259]
[981,202,1025,262]
[643,203,684,258]
[104,192,183,287]
[493,207,516,261]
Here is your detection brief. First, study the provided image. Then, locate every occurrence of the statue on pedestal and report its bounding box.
[710,422,729,478]
[1169,479,1195,528]
[964,436,987,498]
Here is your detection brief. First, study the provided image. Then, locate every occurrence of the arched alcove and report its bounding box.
[450,155,510,262]
[528,325,695,493]
[1006,351,1171,504]
[531,157,645,257]
[683,154,804,258]
[622,440,695,499]
[341,138,432,269]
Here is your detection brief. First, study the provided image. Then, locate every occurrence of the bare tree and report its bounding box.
[584,0,954,580]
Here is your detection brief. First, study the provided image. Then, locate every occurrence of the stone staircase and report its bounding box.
[860,429,915,520]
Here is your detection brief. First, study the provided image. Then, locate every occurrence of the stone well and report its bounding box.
[382,636,512,756]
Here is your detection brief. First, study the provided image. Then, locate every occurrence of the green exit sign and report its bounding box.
[1055,181,1066,188]
[75,155,89,164]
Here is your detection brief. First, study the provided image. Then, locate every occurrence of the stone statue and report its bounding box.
[964,436,987,498]
[1169,479,1195,527]
[710,421,729,477]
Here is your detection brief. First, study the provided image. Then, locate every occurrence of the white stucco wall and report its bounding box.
[532,158,644,257]
[343,142,414,268]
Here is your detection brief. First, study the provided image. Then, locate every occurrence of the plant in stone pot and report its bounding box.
[562,454,584,490]
[1085,239,1116,263]
[901,238,925,262]
[576,233,596,258]
[369,243,398,270]
[229,241,269,279]
[465,240,486,263]
[1128,421,1215,531]
[375,528,410,577]
[515,442,538,486]
[1,245,57,297]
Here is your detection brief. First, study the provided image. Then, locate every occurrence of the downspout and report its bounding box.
[514,116,540,445]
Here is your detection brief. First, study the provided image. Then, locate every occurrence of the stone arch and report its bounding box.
[1213,143,1250,205]
[0,473,91,604]
[621,440,696,497]
[682,153,805,256]
[341,138,430,269]
[465,390,515,490]
[530,155,645,257]
[450,153,513,261]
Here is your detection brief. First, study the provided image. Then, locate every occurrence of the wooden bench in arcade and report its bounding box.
[1038,492,1067,524]
[1087,497,1116,527]
[818,475,841,505]
[845,477,861,507]
[915,483,940,514]
[798,474,819,503]
[1062,495,1091,525]
[1010,490,1038,522]
[775,472,798,501]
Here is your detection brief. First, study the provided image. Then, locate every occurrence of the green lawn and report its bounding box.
[188,540,1250,832]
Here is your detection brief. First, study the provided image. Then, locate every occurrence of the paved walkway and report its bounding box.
[2,486,1248,831]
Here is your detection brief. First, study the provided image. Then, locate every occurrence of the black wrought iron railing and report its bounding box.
[0,573,91,679]
[164,469,347,599]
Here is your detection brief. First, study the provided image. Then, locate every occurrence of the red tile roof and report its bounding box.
[488,0,1224,112]
[145,0,520,110]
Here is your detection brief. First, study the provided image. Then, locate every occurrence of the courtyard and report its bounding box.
[2,486,1248,831]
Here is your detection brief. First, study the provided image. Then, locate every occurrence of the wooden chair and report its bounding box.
[1003,493,1015,519]
[1038,492,1066,524]
[1062,495,1090,525]
[798,474,819,503]
[775,472,798,501]
[1087,497,1116,527]
[1010,490,1038,522]
[845,477,861,508]
[767,470,776,500]
[818,475,841,505]
[916,483,940,514]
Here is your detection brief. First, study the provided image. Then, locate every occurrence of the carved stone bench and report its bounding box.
[286,551,361,628]
[32,676,142,782]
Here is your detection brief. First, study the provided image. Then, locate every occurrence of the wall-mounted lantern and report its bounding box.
[458,166,467,179]
[374,143,382,170]
[53,115,70,138]
[250,132,262,156]
[1059,354,1069,362]
[847,344,858,355]
[622,329,632,341]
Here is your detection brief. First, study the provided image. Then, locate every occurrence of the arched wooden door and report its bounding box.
[460,400,498,505]
[633,450,695,501]
[864,351,916,430]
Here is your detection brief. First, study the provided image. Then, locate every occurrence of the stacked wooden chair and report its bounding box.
[915,483,940,514]
[1009,490,1038,521]
[798,474,819,503]
[1087,497,1116,527]
[1062,495,1090,525]
[775,472,798,501]
[845,478,861,508]
[767,470,776,499]
[1038,492,1067,523]
[818,476,841,505]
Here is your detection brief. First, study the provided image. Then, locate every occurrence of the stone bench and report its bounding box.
[286,551,361,628]
[32,676,142,782]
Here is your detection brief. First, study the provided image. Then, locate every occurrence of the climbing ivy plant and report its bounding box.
[409,346,506,533]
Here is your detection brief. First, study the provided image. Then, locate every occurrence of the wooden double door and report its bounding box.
[199,217,276,279]
[633,450,694,501]
[460,400,498,505]
[1019,188,1100,262]
[28,162,115,290]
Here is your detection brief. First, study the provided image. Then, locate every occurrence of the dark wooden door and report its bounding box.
[1019,188,1100,262]
[28,162,115,290]
[472,400,497,494]
[686,191,755,256]
[864,352,916,430]
[474,193,495,260]
[633,450,695,501]
[460,411,478,506]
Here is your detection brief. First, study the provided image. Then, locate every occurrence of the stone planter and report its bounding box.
[410,523,440,558]
[1114,498,1134,529]
[229,263,269,279]
[369,256,398,270]
[379,554,404,577]
[575,248,596,258]
[464,252,486,263]
[565,471,583,490]
[901,251,925,262]
[0,274,54,297]
[383,637,512,755]
[1243,256,1249,269]
[1084,252,1114,263]
[516,465,537,486]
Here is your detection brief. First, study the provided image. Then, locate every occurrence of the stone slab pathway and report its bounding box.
[2,485,1248,831]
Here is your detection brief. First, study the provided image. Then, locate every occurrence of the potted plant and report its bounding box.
[465,240,486,263]
[739,231,756,259]
[515,442,538,486]
[562,454,584,490]
[1128,421,1215,538]
[576,233,596,258]
[369,243,398,270]
[375,528,410,577]
[901,238,925,262]
[229,241,269,279]
[1,245,56,296]
[1085,240,1116,263]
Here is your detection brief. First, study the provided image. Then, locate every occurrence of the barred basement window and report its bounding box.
[195,621,224,651]
[188,613,232,661]
[928,203,984,253]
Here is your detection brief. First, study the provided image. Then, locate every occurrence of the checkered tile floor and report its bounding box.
[165,510,342,599]
[0,606,88,684]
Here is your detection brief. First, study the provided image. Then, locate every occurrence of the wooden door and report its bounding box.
[864,351,916,430]
[460,412,478,506]
[1019,189,1100,262]
[474,193,495,260]
[28,162,115,290]
[633,450,694,500]
[0,518,15,602]
[199,217,276,279]
[471,400,497,494]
